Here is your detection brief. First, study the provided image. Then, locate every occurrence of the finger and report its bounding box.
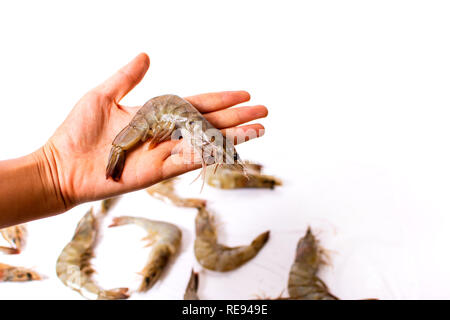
[185,91,250,113]
[152,123,266,162]
[221,124,265,145]
[98,53,150,102]
[125,91,250,113]
[204,105,268,129]
[162,152,201,178]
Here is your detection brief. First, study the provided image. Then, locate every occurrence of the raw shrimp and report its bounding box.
[0,224,27,254]
[287,227,338,300]
[194,206,270,271]
[106,94,246,182]
[0,263,41,282]
[146,177,206,208]
[206,162,282,189]
[109,216,182,292]
[56,208,129,300]
[183,269,199,300]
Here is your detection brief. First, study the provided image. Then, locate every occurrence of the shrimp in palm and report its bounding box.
[184,269,199,300]
[206,162,281,189]
[0,263,42,282]
[106,94,246,183]
[56,208,129,300]
[0,224,27,254]
[287,227,338,300]
[194,206,270,272]
[109,216,182,292]
[146,178,206,208]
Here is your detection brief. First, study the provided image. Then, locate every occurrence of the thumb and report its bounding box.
[97,53,150,102]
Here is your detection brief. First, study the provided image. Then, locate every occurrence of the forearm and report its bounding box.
[0,148,67,228]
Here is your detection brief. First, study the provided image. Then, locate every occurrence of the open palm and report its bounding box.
[44,53,267,210]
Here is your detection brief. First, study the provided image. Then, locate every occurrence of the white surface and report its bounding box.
[1,0,450,299]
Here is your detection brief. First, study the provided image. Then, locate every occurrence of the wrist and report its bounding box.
[30,144,72,214]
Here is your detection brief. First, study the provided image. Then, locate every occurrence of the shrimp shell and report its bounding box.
[287,227,338,300]
[109,216,182,292]
[146,177,206,208]
[56,208,129,300]
[106,94,246,182]
[194,206,270,272]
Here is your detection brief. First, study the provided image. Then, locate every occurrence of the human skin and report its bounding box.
[0,53,267,228]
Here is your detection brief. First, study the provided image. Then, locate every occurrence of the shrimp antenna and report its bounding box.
[189,155,207,193]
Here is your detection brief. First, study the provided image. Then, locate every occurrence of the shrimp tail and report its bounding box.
[106,146,125,181]
[0,246,20,255]
[248,175,282,189]
[251,230,270,251]
[98,288,129,300]
[268,176,283,187]
[184,269,200,300]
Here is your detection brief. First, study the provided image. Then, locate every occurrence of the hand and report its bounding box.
[41,53,267,211]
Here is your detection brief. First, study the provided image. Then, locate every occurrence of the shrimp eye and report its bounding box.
[26,273,32,280]
[188,121,194,126]
[234,153,238,161]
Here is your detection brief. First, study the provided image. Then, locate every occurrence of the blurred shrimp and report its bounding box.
[287,227,338,300]
[194,206,270,271]
[56,208,129,300]
[206,162,281,189]
[109,216,182,292]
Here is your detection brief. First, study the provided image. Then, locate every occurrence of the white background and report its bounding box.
[1,0,450,299]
